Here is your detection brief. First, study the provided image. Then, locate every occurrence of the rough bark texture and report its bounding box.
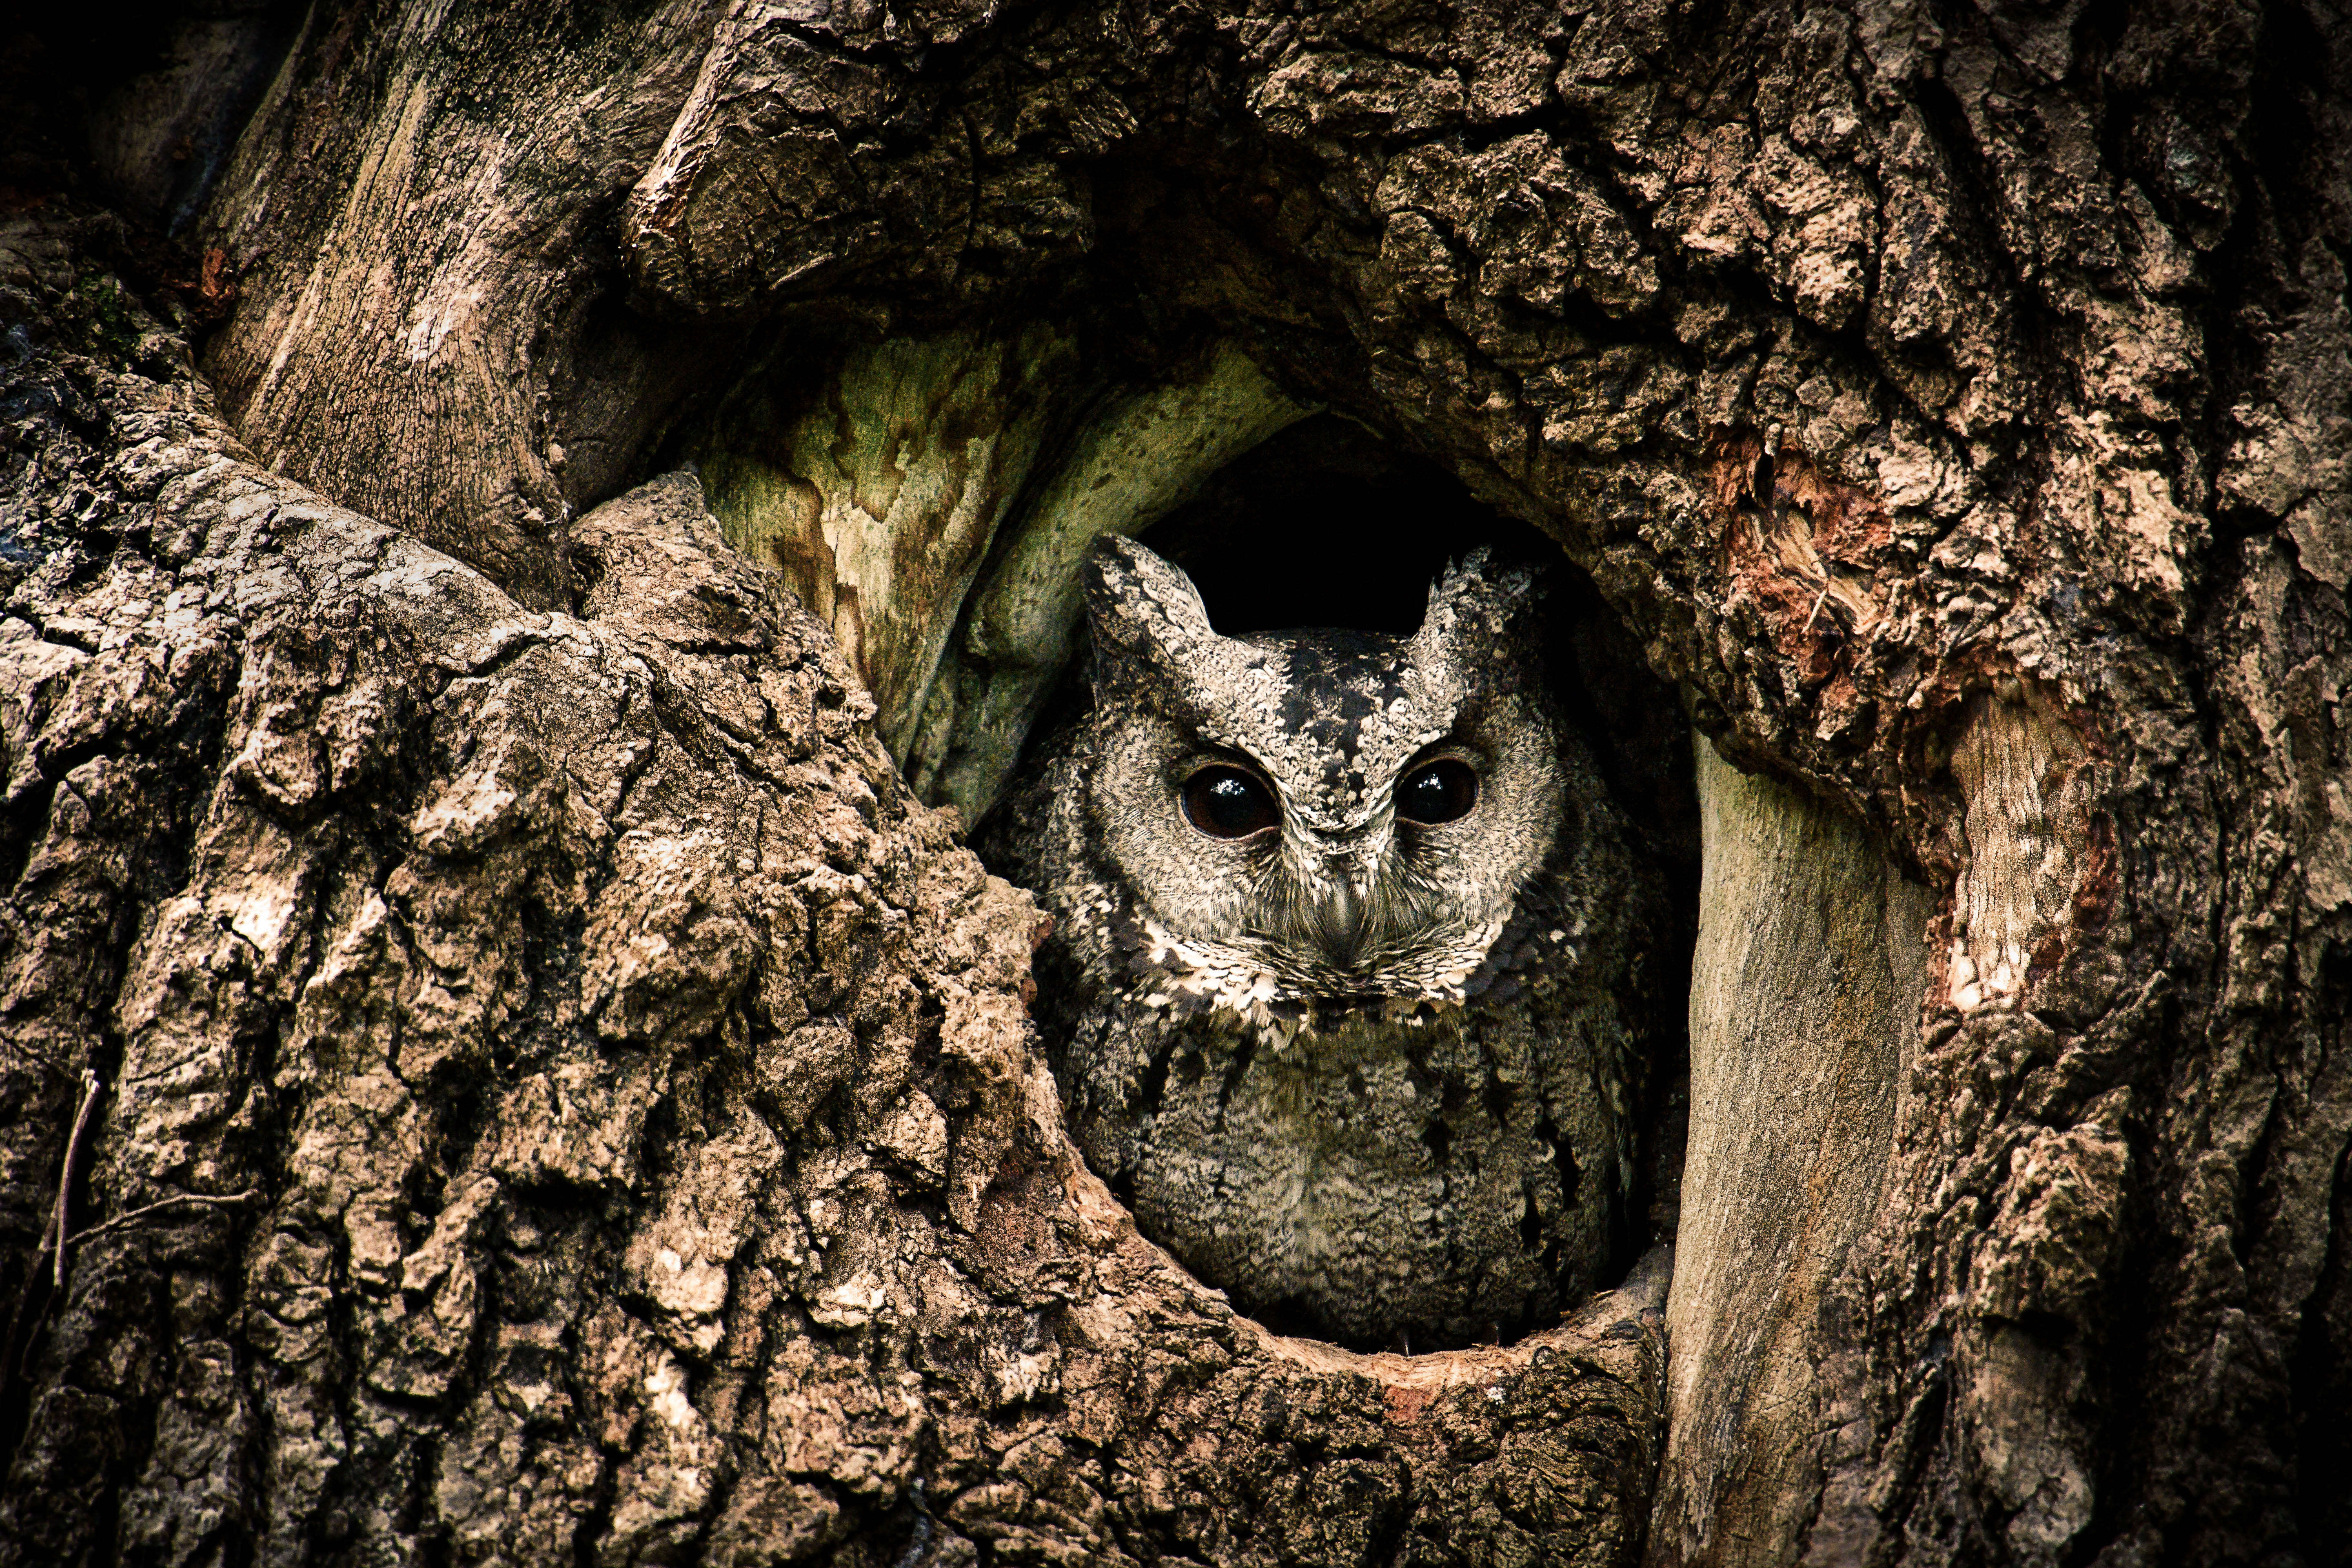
[4,0,2350,1564]
[0,223,1664,1566]
[196,0,738,610]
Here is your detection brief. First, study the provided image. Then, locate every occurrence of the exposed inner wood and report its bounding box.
[694,324,1085,763]
[695,335,1311,819]
[1655,741,1933,1568]
[1944,688,2095,1011]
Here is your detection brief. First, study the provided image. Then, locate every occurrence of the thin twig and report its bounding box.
[890,1477,934,1568]
[1801,581,1833,636]
[26,1215,55,1296]
[67,1189,262,1247]
[51,1069,102,1291]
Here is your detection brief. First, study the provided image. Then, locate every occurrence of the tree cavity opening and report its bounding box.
[976,410,1697,1355]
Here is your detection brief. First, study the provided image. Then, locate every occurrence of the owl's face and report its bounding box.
[1081,536,1567,1010]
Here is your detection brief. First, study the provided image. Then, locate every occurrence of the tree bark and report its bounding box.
[4,1,2349,1565]
[0,255,1665,1566]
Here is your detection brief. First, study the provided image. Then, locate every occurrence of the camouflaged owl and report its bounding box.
[985,535,1668,1351]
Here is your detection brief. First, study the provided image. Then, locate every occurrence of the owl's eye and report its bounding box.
[1396,758,1479,825]
[1180,766,1280,839]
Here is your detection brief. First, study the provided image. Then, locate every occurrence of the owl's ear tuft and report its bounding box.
[1085,536,1218,670]
[1414,548,1548,663]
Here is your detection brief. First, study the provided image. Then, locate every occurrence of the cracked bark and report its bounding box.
[4,1,2350,1565]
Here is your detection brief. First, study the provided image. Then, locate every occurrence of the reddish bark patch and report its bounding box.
[2072,813,2119,934]
[1708,426,1893,694]
[974,1150,1053,1266]
[1383,1384,1437,1424]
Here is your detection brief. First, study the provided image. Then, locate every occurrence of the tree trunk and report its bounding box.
[3,3,2347,1566]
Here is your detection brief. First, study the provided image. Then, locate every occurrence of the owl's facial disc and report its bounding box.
[1096,690,1558,1000]
[1084,534,1564,1011]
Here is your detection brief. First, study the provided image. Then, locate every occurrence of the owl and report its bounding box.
[984,536,1669,1352]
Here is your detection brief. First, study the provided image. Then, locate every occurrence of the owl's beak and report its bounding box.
[1314,876,1367,966]
[1305,846,1379,969]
